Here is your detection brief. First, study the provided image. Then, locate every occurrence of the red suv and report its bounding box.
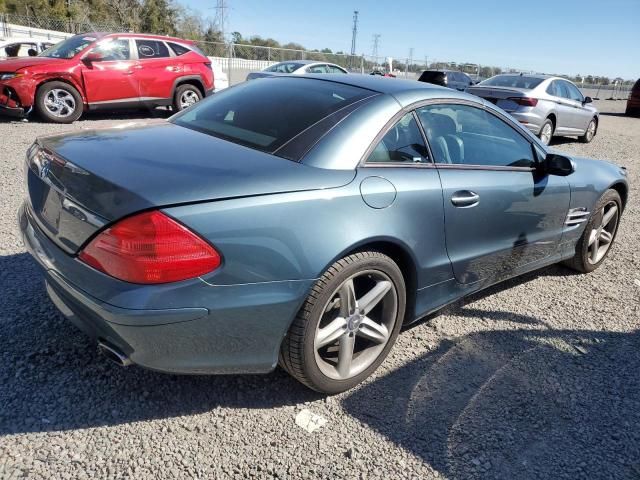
[0,33,214,123]
[626,79,640,117]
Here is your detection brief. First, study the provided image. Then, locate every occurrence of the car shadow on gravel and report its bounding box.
[0,253,319,437]
[344,308,640,478]
[0,107,172,124]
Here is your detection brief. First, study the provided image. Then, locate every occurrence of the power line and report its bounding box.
[213,0,229,42]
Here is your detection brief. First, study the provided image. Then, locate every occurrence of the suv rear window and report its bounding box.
[167,42,191,56]
[171,77,375,156]
[480,75,544,89]
[418,71,446,84]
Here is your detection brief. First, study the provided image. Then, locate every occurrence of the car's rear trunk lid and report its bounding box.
[466,86,532,112]
[26,121,355,254]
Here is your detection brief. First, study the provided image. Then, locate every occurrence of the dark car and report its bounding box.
[418,69,473,91]
[626,79,640,117]
[20,74,628,394]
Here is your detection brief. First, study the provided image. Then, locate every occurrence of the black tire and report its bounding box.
[563,189,622,273]
[279,251,406,394]
[579,117,598,143]
[172,84,203,112]
[35,81,83,123]
[538,118,554,145]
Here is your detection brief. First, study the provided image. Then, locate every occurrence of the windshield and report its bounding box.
[264,62,304,73]
[418,71,446,83]
[171,77,375,155]
[39,35,97,59]
[479,75,544,89]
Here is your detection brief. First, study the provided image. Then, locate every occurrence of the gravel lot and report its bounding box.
[0,101,638,480]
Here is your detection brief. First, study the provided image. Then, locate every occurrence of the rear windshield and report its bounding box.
[479,75,544,89]
[264,62,305,73]
[171,77,375,155]
[418,71,445,83]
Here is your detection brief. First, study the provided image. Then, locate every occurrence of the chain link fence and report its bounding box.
[1,12,634,100]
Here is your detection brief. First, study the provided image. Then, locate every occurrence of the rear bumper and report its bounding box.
[508,111,544,134]
[19,202,312,374]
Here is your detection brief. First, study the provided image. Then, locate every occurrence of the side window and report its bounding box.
[417,104,534,168]
[93,39,131,61]
[307,64,328,74]
[366,113,429,164]
[328,65,347,74]
[564,81,584,102]
[135,39,170,59]
[167,42,191,56]
[546,80,559,97]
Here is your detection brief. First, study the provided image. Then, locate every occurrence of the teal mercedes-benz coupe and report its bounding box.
[20,74,628,393]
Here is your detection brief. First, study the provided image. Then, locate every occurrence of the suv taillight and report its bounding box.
[509,97,538,107]
[79,211,221,284]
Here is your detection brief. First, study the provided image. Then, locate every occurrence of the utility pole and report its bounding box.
[372,34,380,66]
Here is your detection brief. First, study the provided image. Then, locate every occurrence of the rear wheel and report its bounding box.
[280,251,406,394]
[35,81,83,123]
[173,84,202,112]
[538,118,554,145]
[579,118,597,143]
[563,189,621,273]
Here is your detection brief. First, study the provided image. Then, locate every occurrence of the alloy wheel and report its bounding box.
[179,90,200,109]
[44,89,76,118]
[313,270,398,380]
[540,122,553,145]
[587,200,619,264]
[586,120,596,141]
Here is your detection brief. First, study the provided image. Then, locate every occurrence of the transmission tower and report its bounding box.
[372,34,381,63]
[350,11,359,56]
[213,0,230,42]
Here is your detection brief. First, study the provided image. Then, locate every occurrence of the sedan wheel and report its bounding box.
[280,251,406,393]
[313,271,397,380]
[563,189,622,273]
[539,120,554,145]
[586,201,618,265]
[580,119,597,143]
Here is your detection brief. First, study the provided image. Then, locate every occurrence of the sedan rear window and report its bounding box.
[480,75,544,89]
[171,77,375,155]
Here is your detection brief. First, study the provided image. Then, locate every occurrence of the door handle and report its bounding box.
[451,190,480,207]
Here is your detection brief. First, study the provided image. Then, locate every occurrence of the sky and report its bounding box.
[183,0,640,79]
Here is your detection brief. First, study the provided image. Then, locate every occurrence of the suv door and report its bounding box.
[416,102,570,284]
[81,38,140,106]
[132,39,180,102]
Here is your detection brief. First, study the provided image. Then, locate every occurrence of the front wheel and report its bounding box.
[280,251,406,394]
[173,84,202,112]
[579,118,597,143]
[35,81,83,123]
[563,189,621,273]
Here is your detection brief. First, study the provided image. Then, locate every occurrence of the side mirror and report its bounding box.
[83,51,104,63]
[543,153,574,176]
[583,96,593,104]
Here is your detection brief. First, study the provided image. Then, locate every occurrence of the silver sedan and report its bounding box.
[467,74,599,145]
[246,60,348,80]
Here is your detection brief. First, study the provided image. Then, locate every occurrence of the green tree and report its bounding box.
[140,0,177,35]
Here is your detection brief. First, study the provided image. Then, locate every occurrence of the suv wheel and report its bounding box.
[35,81,83,123]
[173,84,202,111]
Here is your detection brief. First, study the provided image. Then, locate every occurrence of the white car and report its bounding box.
[246,60,348,80]
[0,38,57,58]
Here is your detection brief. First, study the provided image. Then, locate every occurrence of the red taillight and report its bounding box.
[79,211,221,284]
[509,96,538,107]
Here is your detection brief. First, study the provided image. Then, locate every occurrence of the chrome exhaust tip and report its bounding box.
[98,341,132,367]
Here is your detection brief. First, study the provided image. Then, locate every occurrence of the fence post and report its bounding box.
[267,47,271,62]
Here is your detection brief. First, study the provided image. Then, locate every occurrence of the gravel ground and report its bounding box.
[0,101,639,480]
